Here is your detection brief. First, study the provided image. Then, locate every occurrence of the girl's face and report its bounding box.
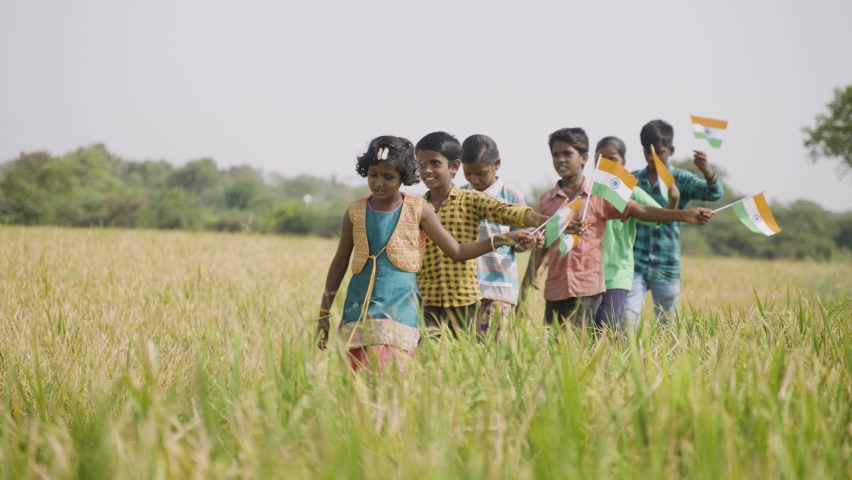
[462,159,501,192]
[597,145,625,166]
[550,141,588,180]
[367,162,402,202]
[416,149,459,190]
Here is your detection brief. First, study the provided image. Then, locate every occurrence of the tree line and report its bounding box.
[0,144,365,237]
[0,144,850,260]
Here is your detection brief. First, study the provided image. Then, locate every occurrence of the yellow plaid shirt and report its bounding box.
[419,185,531,307]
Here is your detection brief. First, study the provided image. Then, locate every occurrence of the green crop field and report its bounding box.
[0,226,850,478]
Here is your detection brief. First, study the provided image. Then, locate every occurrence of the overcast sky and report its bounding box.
[1,0,850,211]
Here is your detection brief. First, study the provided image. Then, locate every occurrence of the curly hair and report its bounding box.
[355,136,420,186]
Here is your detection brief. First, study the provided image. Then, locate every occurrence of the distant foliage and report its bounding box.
[0,144,365,237]
[1,144,849,259]
[659,160,851,260]
[804,84,852,176]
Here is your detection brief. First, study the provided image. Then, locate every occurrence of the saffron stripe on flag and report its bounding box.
[651,147,675,201]
[690,115,728,129]
[597,158,638,189]
[753,194,782,233]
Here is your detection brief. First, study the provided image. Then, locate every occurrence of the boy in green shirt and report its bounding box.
[594,136,678,328]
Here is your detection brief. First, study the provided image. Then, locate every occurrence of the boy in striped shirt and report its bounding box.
[460,134,526,340]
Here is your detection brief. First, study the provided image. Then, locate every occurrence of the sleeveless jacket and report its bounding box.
[349,193,425,273]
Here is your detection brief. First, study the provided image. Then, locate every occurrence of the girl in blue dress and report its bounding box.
[317,136,534,372]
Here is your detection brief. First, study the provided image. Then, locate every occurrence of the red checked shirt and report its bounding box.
[537,177,635,301]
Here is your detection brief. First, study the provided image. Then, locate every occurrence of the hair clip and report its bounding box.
[378,147,389,160]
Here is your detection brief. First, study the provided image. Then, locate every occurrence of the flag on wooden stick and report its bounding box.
[651,145,676,202]
[691,114,728,150]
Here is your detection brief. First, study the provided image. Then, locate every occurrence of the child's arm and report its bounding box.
[631,186,674,227]
[679,151,723,202]
[420,206,533,262]
[629,204,714,225]
[473,190,568,231]
[316,209,355,349]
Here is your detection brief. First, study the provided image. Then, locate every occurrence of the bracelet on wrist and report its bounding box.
[490,235,498,252]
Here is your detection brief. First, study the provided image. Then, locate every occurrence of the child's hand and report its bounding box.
[693,150,715,179]
[683,207,715,225]
[500,229,534,247]
[317,315,330,350]
[564,220,588,236]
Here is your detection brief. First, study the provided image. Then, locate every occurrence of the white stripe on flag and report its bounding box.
[742,198,777,236]
[692,123,725,141]
[595,170,632,203]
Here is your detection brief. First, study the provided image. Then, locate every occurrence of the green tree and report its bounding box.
[804,84,852,176]
[167,158,220,195]
[224,177,265,210]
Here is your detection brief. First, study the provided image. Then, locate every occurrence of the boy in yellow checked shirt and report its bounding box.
[414,131,569,339]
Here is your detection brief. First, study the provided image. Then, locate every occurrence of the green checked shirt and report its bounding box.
[631,165,723,283]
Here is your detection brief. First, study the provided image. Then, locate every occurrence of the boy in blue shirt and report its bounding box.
[625,120,723,330]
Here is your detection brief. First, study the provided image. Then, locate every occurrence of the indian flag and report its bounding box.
[590,156,638,212]
[733,193,781,236]
[691,115,728,150]
[651,145,675,202]
[558,234,580,257]
[544,198,581,248]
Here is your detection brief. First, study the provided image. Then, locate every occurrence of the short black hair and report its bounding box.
[461,134,500,165]
[355,135,419,186]
[596,136,627,159]
[548,128,589,154]
[640,120,674,149]
[415,131,462,162]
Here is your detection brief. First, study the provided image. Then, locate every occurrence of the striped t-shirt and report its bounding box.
[461,178,526,304]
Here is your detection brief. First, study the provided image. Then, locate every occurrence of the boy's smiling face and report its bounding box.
[550,141,588,180]
[417,149,459,190]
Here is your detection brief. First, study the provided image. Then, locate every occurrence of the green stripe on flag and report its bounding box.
[591,182,628,212]
[558,235,569,257]
[544,217,560,248]
[733,202,763,234]
[693,132,723,148]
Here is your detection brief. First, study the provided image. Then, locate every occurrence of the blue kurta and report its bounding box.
[340,201,421,350]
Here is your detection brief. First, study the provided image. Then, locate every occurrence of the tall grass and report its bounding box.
[0,226,850,478]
